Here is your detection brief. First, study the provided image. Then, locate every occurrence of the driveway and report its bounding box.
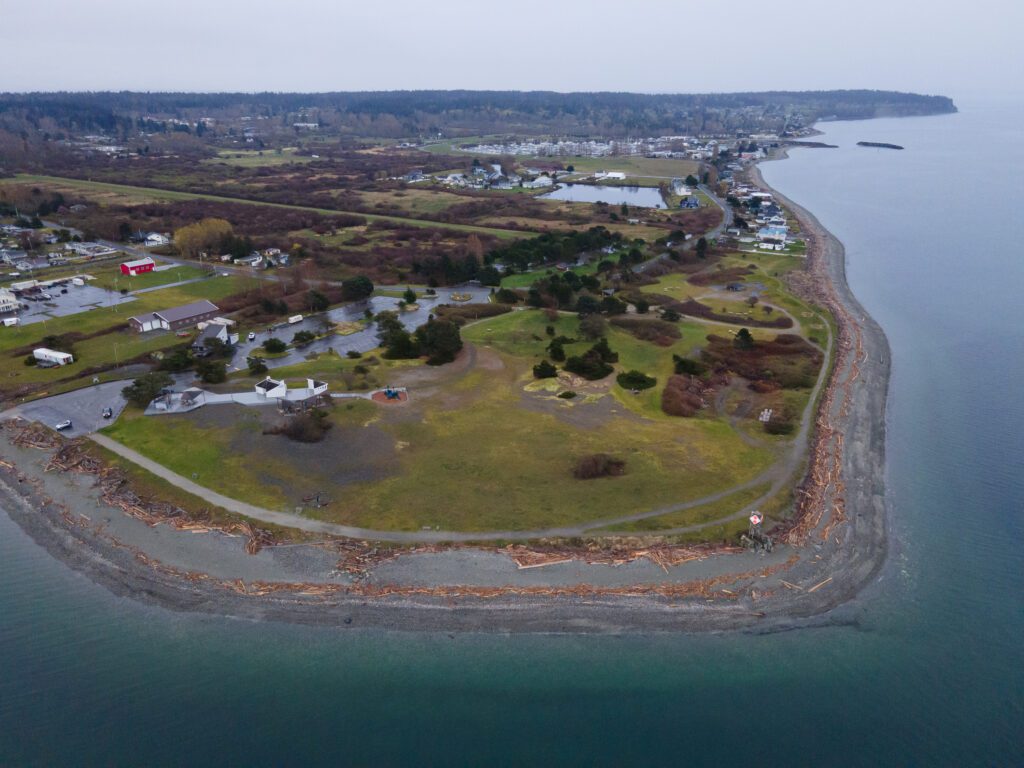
[5,381,128,437]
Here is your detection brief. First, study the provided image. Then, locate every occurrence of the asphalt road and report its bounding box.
[6,381,128,438]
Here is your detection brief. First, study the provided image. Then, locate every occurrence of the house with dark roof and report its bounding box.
[128,300,221,333]
[191,322,232,355]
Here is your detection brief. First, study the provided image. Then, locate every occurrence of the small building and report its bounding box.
[33,347,74,366]
[145,233,170,247]
[679,196,700,209]
[0,288,18,314]
[255,377,288,399]
[120,256,156,276]
[128,299,221,333]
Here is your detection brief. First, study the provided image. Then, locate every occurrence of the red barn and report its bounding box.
[120,257,156,276]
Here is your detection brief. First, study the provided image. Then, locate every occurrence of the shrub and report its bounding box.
[573,453,626,480]
[557,390,577,399]
[24,355,37,366]
[565,353,613,380]
[263,337,286,354]
[661,375,704,417]
[533,360,558,379]
[616,370,657,390]
[292,330,316,346]
[672,354,707,376]
[346,350,362,359]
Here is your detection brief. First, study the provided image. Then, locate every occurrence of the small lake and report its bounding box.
[541,183,666,208]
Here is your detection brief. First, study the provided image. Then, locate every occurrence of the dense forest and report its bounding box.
[0,90,957,140]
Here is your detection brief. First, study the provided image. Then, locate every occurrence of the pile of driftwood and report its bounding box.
[505,542,744,572]
[5,420,63,450]
[38,434,277,555]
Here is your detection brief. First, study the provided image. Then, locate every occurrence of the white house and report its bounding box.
[33,347,74,366]
[145,233,170,247]
[0,288,18,314]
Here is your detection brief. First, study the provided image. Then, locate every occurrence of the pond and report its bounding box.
[540,182,666,208]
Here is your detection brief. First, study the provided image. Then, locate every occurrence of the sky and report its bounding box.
[1,0,1021,101]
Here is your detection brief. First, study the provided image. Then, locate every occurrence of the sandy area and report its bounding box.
[0,151,891,633]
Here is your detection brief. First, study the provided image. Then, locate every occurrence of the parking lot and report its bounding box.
[9,381,129,437]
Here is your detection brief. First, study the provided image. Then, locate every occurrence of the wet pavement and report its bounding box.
[228,285,492,371]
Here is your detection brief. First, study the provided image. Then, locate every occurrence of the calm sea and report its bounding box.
[1,101,1022,766]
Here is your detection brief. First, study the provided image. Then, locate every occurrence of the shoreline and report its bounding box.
[0,149,893,634]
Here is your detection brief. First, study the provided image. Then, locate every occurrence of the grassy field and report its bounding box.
[2,175,523,240]
[102,354,775,532]
[205,147,313,167]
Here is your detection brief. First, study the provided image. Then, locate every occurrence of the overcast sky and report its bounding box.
[1,0,1020,101]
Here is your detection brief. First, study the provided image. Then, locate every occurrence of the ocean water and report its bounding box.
[1,102,1022,766]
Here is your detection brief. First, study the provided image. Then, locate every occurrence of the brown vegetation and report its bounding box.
[573,453,626,479]
[701,333,821,390]
[609,316,681,346]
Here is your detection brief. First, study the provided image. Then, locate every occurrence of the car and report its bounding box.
[247,332,256,341]
[102,408,113,419]
[54,420,73,431]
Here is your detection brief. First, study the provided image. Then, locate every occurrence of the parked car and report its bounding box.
[55,420,73,431]
[102,408,113,419]
[247,332,256,342]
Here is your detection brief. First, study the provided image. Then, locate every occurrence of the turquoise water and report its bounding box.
[2,103,1023,766]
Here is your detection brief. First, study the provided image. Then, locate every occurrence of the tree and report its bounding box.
[173,218,233,258]
[478,265,502,286]
[575,294,601,315]
[196,359,227,383]
[247,356,268,375]
[341,275,374,301]
[377,311,419,359]
[695,236,708,259]
[578,313,607,340]
[403,287,418,304]
[158,347,193,372]
[263,337,286,354]
[685,174,699,187]
[122,372,173,408]
[307,289,329,312]
[734,328,755,349]
[292,330,316,346]
[414,318,463,365]
[533,360,558,379]
[634,299,650,314]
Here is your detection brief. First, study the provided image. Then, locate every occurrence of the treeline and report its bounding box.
[0,90,957,137]
[486,227,623,272]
